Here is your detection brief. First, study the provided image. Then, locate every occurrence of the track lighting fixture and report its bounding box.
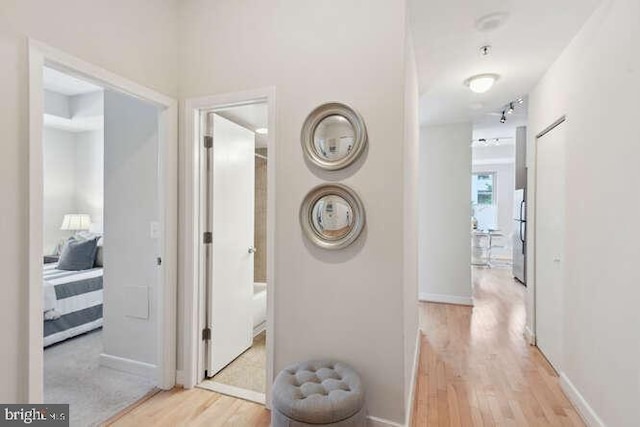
[494,97,526,124]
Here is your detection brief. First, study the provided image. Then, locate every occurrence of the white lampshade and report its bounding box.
[60,214,91,231]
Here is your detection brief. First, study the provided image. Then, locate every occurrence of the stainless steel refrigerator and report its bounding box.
[513,189,526,284]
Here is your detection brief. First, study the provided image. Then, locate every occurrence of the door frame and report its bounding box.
[528,115,566,347]
[180,88,276,408]
[28,40,178,402]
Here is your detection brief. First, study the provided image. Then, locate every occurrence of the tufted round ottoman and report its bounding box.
[271,360,366,426]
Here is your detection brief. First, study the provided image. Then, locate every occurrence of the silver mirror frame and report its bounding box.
[301,102,368,171]
[300,184,366,250]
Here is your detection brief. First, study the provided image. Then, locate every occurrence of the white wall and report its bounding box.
[42,128,76,254]
[70,92,104,119]
[179,0,410,422]
[43,90,105,253]
[527,0,640,424]
[75,130,104,230]
[43,90,70,118]
[472,143,515,162]
[472,161,514,259]
[419,123,472,305]
[102,89,159,372]
[0,0,178,402]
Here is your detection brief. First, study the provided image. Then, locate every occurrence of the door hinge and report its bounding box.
[204,136,213,149]
[202,327,211,341]
[203,232,212,244]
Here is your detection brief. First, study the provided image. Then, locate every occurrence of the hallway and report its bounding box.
[412,267,584,425]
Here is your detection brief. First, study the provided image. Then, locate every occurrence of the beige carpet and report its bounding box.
[44,329,156,427]
[210,332,266,393]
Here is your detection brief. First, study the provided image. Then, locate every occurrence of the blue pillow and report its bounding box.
[57,237,99,271]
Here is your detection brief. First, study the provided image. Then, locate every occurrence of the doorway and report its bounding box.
[534,117,566,373]
[28,42,178,416]
[183,92,275,406]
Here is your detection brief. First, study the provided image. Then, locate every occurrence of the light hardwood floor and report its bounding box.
[108,267,584,426]
[105,387,270,426]
[412,267,584,426]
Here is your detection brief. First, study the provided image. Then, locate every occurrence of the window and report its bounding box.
[472,173,495,205]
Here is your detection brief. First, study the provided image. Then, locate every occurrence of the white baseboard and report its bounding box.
[367,415,404,427]
[524,326,536,345]
[405,329,421,426]
[419,292,473,306]
[559,373,605,427]
[99,353,157,380]
[253,321,266,337]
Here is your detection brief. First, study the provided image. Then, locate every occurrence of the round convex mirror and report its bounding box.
[311,194,354,240]
[300,184,365,249]
[313,115,355,162]
[301,103,367,170]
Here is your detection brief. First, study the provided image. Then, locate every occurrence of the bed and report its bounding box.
[43,262,103,347]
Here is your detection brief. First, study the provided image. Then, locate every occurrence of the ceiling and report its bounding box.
[43,66,102,96]
[409,0,601,127]
[216,103,269,149]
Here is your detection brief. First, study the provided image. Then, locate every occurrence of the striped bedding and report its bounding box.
[43,263,103,347]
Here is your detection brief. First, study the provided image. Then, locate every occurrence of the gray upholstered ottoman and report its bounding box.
[272,360,366,426]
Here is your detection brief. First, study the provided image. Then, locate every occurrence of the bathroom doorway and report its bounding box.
[186,95,274,405]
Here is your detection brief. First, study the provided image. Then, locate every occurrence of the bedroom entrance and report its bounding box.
[28,42,177,426]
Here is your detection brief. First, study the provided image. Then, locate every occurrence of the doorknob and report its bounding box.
[553,257,561,263]
[248,246,257,254]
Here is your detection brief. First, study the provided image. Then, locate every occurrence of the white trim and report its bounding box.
[559,373,606,427]
[524,326,536,345]
[99,354,158,379]
[180,88,277,410]
[367,415,404,427]
[175,370,185,386]
[419,292,474,306]
[28,40,178,402]
[405,329,421,426]
[28,43,45,403]
[197,381,266,405]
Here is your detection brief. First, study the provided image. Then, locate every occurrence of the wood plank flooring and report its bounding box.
[412,267,584,426]
[108,267,584,426]
[105,387,270,427]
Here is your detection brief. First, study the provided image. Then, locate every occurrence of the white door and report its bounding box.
[205,113,255,376]
[535,121,566,372]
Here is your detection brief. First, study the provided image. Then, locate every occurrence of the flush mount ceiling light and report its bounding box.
[255,128,268,135]
[464,74,500,94]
